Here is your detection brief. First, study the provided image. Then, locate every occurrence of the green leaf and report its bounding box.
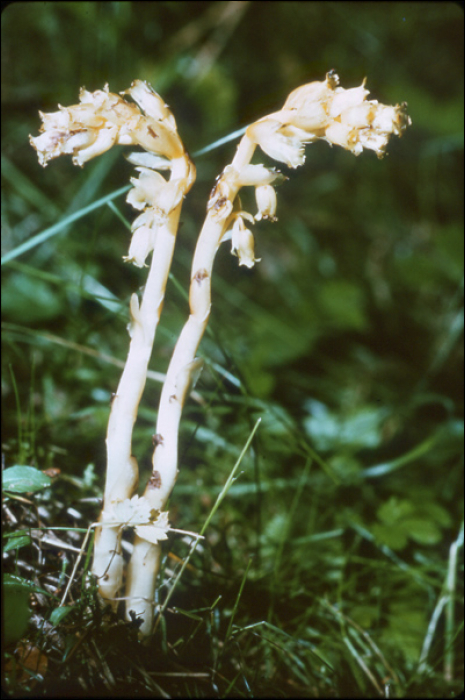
[374,496,451,549]
[3,573,50,596]
[372,523,409,550]
[49,606,73,626]
[3,575,32,646]
[377,497,414,526]
[3,530,31,552]
[3,465,52,494]
[402,518,442,545]
[303,401,386,452]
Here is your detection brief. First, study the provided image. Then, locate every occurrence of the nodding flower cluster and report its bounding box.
[251,69,410,166]
[30,81,195,267]
[30,72,410,636]
[202,71,410,270]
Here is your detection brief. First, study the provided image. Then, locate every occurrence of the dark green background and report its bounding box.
[1,2,463,694]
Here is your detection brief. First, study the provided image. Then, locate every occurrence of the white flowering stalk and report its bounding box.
[30,73,410,636]
[125,71,411,634]
[30,81,195,606]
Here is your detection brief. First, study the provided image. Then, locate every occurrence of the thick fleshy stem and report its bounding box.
[92,171,189,603]
[30,81,196,606]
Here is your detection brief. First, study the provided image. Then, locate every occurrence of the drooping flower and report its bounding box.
[127,168,184,214]
[329,81,370,119]
[124,224,157,269]
[281,76,335,132]
[255,184,277,221]
[247,119,310,169]
[232,163,283,188]
[230,216,260,268]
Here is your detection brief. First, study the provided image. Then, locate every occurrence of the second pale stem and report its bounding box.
[125,138,258,633]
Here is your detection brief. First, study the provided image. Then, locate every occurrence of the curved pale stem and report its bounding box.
[92,155,193,604]
[125,142,258,634]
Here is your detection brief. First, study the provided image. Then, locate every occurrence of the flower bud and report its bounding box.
[73,126,120,166]
[324,98,411,158]
[123,224,157,268]
[324,121,362,155]
[207,177,234,221]
[231,217,260,268]
[29,81,188,169]
[125,152,172,170]
[127,168,167,210]
[234,164,283,187]
[283,78,334,113]
[255,185,277,222]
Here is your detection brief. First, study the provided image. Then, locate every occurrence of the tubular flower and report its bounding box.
[123,223,157,269]
[246,119,308,168]
[126,168,184,215]
[231,216,260,268]
[255,184,277,222]
[231,163,282,188]
[122,80,177,131]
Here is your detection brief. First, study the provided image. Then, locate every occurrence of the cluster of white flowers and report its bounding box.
[211,71,411,268]
[251,70,411,165]
[30,81,195,268]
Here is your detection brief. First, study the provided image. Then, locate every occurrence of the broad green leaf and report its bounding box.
[3,466,51,494]
[377,497,414,526]
[374,497,451,549]
[303,401,386,452]
[402,518,442,545]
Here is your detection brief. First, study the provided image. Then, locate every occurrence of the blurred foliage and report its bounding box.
[1,1,463,697]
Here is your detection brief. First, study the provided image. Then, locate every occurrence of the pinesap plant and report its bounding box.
[30,71,411,636]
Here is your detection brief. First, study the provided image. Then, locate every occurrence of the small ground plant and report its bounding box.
[2,69,463,698]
